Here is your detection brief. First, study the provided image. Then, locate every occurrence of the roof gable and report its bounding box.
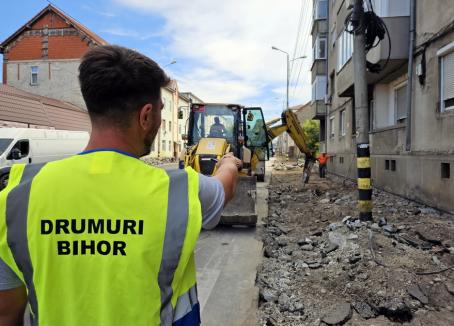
[0,4,107,52]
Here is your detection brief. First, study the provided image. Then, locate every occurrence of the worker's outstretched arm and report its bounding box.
[0,286,27,326]
[213,153,242,205]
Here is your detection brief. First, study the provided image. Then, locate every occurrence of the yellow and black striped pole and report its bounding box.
[357,143,373,221]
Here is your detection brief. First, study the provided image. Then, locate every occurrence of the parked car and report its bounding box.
[0,128,89,189]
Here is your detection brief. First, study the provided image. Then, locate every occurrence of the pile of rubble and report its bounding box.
[141,156,175,166]
[272,161,302,171]
[257,166,454,325]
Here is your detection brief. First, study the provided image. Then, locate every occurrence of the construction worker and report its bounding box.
[209,116,227,137]
[317,152,330,178]
[0,45,242,326]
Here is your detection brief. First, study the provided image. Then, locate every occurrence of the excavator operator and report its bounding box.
[209,117,227,137]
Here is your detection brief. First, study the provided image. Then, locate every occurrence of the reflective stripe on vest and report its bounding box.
[6,163,46,325]
[0,152,202,326]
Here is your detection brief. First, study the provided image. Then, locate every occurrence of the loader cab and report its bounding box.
[188,103,242,158]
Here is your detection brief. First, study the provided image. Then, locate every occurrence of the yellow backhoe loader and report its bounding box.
[180,103,316,226]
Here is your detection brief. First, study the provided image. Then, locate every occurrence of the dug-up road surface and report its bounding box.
[197,171,269,326]
[257,161,454,326]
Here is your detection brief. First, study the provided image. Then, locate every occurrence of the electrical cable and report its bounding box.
[291,0,311,88]
[344,0,391,73]
[290,0,305,79]
[291,1,312,97]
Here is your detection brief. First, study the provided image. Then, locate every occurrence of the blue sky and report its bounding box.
[0,0,313,119]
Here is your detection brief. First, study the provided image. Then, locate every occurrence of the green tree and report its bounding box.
[302,119,320,153]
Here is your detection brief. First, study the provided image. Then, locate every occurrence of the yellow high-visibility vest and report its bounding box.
[0,150,202,326]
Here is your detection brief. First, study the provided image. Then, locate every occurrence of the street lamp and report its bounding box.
[164,60,177,67]
[271,46,307,157]
[271,46,307,111]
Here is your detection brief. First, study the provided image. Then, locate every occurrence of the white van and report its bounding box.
[0,128,89,186]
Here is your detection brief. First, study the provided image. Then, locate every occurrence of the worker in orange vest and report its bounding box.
[317,153,330,178]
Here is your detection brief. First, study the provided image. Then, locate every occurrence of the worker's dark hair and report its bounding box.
[79,45,170,126]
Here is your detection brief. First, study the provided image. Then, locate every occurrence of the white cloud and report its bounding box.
[102,27,161,40]
[114,0,313,119]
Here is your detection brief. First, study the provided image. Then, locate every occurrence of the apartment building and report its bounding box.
[311,0,329,153]
[148,89,204,159]
[315,0,454,213]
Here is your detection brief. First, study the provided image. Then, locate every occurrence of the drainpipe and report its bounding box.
[325,3,330,155]
[405,0,416,152]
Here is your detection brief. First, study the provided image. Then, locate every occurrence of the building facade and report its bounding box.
[0,5,107,109]
[317,0,454,213]
[311,0,329,153]
[148,88,204,159]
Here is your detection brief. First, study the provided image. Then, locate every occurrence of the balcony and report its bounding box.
[311,19,328,36]
[309,100,327,119]
[337,16,410,97]
[311,59,327,81]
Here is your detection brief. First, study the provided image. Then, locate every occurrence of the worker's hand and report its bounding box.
[217,153,243,170]
[214,153,243,206]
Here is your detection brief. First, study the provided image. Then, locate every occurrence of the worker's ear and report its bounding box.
[138,103,154,131]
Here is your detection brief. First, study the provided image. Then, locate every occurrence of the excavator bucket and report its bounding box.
[220,176,257,226]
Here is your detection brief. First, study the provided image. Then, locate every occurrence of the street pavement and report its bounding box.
[196,169,269,326]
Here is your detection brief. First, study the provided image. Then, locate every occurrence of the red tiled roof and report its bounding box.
[0,4,107,51]
[0,84,91,131]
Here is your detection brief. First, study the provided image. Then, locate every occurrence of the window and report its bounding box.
[441,163,450,179]
[440,51,454,112]
[312,76,327,102]
[161,140,165,151]
[385,160,390,170]
[244,108,267,152]
[168,121,172,132]
[329,116,335,138]
[30,66,39,85]
[314,0,328,19]
[7,140,29,160]
[394,83,407,123]
[371,0,410,17]
[314,37,327,60]
[168,141,172,152]
[163,97,167,111]
[339,110,346,136]
[339,156,344,164]
[337,31,353,71]
[151,141,155,152]
[162,119,166,134]
[391,160,396,171]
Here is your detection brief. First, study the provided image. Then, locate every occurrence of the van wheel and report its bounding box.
[0,174,9,190]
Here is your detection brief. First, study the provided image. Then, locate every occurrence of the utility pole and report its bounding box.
[352,0,373,221]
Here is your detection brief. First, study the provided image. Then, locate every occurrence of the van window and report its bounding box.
[7,140,30,159]
[0,139,13,155]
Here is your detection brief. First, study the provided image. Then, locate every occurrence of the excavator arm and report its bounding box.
[266,109,316,183]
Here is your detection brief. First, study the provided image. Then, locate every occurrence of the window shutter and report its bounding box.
[443,52,454,100]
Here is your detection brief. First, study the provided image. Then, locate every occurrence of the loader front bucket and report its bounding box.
[221,176,257,226]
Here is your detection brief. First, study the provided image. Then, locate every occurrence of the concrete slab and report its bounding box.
[196,164,270,326]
